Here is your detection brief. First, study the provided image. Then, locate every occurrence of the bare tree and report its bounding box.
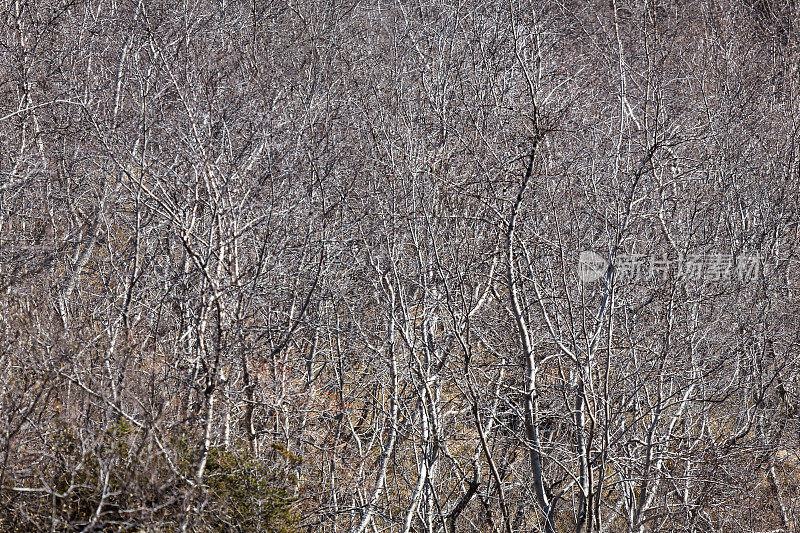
[1,0,799,531]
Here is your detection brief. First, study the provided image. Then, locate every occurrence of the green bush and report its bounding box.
[1,420,300,532]
[203,444,300,532]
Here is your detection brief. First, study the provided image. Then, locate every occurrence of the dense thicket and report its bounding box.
[1,0,799,531]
